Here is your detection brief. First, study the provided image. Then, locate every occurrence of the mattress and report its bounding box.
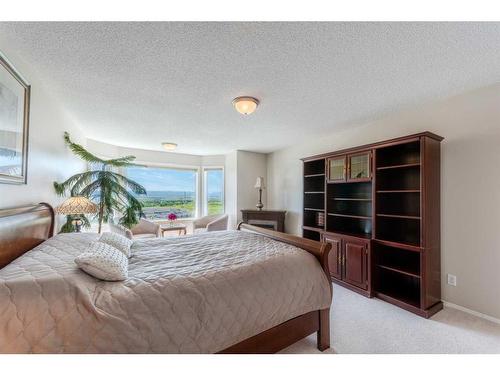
[0,230,331,353]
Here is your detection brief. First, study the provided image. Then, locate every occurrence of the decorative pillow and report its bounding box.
[75,242,128,281]
[99,232,133,258]
[109,222,134,240]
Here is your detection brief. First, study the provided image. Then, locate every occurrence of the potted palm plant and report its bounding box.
[54,132,146,233]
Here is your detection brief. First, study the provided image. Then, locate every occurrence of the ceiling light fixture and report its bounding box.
[162,142,177,151]
[232,96,259,115]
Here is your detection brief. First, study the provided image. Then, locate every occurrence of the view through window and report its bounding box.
[204,168,224,215]
[126,166,197,220]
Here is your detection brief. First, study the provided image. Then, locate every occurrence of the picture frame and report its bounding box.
[0,51,31,184]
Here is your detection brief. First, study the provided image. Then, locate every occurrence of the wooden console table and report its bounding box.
[240,209,286,232]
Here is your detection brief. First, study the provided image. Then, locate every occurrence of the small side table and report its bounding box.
[160,223,187,237]
[240,209,286,232]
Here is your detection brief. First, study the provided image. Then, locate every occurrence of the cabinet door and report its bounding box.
[343,238,368,289]
[327,156,347,182]
[347,152,371,181]
[324,235,342,280]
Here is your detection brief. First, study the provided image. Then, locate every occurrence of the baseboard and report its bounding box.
[443,300,500,325]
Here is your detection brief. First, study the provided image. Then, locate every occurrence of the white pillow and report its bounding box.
[75,242,128,281]
[99,232,133,258]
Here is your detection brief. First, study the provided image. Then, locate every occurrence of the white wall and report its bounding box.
[267,83,500,320]
[224,151,238,228]
[87,139,225,168]
[236,151,268,220]
[0,47,86,212]
[224,150,268,228]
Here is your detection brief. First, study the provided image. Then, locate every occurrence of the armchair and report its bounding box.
[193,214,228,233]
[109,218,161,239]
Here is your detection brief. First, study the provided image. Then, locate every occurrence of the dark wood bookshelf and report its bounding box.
[301,132,443,318]
[303,158,326,232]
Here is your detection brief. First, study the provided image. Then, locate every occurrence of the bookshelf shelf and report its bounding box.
[304,173,325,178]
[376,162,420,170]
[328,213,372,220]
[376,213,420,220]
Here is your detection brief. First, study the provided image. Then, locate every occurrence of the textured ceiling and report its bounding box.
[1,22,500,155]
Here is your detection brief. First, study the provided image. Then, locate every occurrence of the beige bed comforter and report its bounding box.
[0,230,331,353]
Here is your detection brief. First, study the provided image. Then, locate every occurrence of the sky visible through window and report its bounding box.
[206,169,223,199]
[127,166,196,194]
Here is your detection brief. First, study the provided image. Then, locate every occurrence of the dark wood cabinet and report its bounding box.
[323,232,370,295]
[327,156,346,182]
[327,151,372,183]
[347,151,372,182]
[324,234,342,280]
[302,132,443,318]
[343,237,368,290]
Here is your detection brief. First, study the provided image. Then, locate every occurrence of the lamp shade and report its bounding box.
[254,176,265,189]
[55,196,98,215]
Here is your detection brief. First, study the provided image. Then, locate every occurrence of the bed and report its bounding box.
[0,203,332,354]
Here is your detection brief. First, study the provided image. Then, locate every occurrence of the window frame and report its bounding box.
[202,166,225,217]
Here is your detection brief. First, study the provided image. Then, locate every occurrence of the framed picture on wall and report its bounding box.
[0,51,31,184]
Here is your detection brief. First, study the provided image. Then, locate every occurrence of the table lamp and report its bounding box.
[55,196,98,232]
[254,176,265,210]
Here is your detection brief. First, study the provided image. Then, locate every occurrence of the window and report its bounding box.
[126,165,198,220]
[203,168,224,216]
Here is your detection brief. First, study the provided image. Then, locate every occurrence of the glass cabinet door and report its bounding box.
[328,156,346,182]
[348,152,371,181]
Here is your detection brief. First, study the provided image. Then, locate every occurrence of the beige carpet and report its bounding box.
[280,284,500,354]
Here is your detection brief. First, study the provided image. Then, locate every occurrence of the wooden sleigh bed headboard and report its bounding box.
[0,203,54,269]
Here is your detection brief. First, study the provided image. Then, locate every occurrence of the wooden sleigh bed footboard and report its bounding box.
[218,223,333,354]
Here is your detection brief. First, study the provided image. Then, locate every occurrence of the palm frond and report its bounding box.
[110,172,147,195]
[110,181,138,202]
[79,178,104,198]
[119,205,140,228]
[63,132,105,165]
[53,181,66,197]
[69,171,101,196]
[53,171,98,197]
[111,182,144,215]
[104,155,137,167]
